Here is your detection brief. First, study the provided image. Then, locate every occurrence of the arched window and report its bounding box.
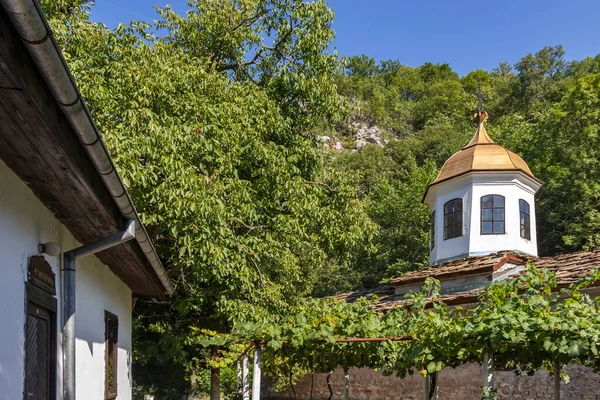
[481,195,505,235]
[430,211,435,250]
[519,199,531,240]
[443,199,463,240]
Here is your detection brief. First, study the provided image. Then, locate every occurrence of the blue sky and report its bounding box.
[90,0,600,76]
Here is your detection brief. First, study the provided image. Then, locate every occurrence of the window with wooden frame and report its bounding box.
[519,199,531,240]
[481,195,505,235]
[104,311,118,400]
[443,199,463,240]
[430,210,436,249]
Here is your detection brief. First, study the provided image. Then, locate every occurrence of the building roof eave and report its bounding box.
[0,0,173,295]
[422,168,544,204]
[336,249,600,312]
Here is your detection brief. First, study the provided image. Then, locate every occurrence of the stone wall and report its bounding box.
[265,364,600,400]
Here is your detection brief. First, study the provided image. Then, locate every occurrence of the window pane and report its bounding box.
[482,196,493,208]
[444,202,452,213]
[521,225,531,240]
[454,199,462,211]
[443,199,462,239]
[520,206,531,239]
[493,209,505,221]
[453,224,461,237]
[482,209,492,221]
[444,214,452,227]
[430,212,435,249]
[493,195,505,207]
[482,222,492,234]
[493,222,504,234]
[520,200,529,214]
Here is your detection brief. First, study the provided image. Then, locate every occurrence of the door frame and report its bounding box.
[24,282,57,400]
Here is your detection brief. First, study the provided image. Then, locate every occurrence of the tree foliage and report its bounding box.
[42,0,373,396]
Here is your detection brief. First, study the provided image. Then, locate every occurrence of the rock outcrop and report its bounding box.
[352,123,385,148]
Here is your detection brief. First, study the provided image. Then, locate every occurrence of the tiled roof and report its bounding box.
[534,249,600,285]
[374,289,482,312]
[334,286,395,304]
[390,251,527,286]
[336,249,600,311]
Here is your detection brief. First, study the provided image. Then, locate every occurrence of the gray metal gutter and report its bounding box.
[0,0,173,295]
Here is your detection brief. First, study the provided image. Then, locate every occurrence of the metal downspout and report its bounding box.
[62,219,136,400]
[63,252,76,400]
[0,0,174,296]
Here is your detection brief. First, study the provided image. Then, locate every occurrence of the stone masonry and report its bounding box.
[265,364,600,400]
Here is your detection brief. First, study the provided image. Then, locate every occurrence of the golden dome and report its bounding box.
[429,112,540,187]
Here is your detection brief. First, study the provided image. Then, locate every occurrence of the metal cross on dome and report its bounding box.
[475,81,485,113]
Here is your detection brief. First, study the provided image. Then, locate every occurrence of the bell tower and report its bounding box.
[424,112,542,265]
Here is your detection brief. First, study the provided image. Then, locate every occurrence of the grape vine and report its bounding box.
[197,263,600,395]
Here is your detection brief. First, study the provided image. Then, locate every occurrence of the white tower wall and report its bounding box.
[428,183,473,264]
[426,171,540,265]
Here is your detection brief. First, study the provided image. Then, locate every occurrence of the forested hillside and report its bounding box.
[320,49,600,295]
[41,0,600,397]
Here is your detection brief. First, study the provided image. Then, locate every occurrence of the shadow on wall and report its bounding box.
[0,318,25,400]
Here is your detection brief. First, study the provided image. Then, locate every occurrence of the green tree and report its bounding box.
[512,45,567,115]
[532,74,600,253]
[155,0,343,130]
[43,1,374,397]
[345,55,379,77]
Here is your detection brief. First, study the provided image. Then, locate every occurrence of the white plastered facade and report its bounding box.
[425,171,540,265]
[0,159,132,400]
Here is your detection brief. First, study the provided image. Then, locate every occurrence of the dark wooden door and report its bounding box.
[24,302,55,400]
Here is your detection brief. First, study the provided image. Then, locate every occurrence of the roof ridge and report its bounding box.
[464,120,494,148]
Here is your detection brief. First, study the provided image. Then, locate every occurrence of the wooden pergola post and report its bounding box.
[554,361,561,400]
[236,360,242,399]
[252,341,262,400]
[343,367,350,400]
[482,347,494,391]
[211,345,221,400]
[423,372,438,400]
[242,354,250,400]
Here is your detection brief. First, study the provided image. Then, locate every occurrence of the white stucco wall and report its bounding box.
[428,183,473,265]
[0,159,132,400]
[469,178,538,258]
[426,172,540,265]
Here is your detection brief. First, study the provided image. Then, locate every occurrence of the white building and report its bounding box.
[424,111,543,265]
[0,2,173,400]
